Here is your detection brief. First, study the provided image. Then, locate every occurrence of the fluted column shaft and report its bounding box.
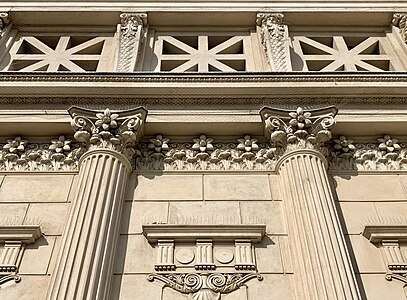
[277,149,360,300]
[47,149,131,300]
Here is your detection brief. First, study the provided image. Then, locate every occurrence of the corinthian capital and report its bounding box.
[260,106,337,157]
[256,13,291,72]
[392,13,407,43]
[69,106,147,161]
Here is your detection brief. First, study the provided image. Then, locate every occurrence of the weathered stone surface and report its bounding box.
[111,274,163,300]
[162,287,187,300]
[339,202,379,234]
[0,203,28,225]
[131,174,203,201]
[204,175,271,201]
[375,202,407,220]
[168,201,241,224]
[269,174,282,200]
[120,201,169,234]
[279,235,293,273]
[361,274,407,300]
[255,235,284,273]
[114,234,156,274]
[19,236,56,275]
[0,275,49,300]
[24,203,70,235]
[333,175,406,201]
[246,274,294,300]
[348,235,385,273]
[240,201,286,234]
[0,175,74,203]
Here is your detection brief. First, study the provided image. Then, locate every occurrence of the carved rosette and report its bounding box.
[69,106,147,162]
[118,12,148,72]
[148,273,262,300]
[393,13,407,43]
[260,106,337,159]
[256,13,291,72]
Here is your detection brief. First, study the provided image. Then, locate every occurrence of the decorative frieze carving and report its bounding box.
[118,12,148,72]
[0,135,79,172]
[393,13,407,43]
[0,225,41,287]
[363,225,407,297]
[143,224,265,300]
[69,106,147,161]
[329,135,407,171]
[256,13,291,72]
[260,106,337,158]
[136,134,275,171]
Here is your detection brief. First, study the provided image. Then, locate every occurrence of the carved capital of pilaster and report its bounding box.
[392,13,407,43]
[0,12,10,33]
[256,13,291,71]
[260,106,337,159]
[68,106,147,161]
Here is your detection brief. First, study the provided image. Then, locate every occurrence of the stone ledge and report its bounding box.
[363,225,407,243]
[0,225,41,244]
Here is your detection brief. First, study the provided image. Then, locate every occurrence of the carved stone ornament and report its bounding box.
[69,106,147,161]
[0,12,10,33]
[118,12,148,72]
[260,106,337,158]
[136,134,276,171]
[363,224,407,297]
[256,13,291,72]
[0,225,41,288]
[143,224,265,300]
[393,13,407,43]
[329,135,407,171]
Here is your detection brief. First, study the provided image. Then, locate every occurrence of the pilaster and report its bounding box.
[256,13,292,72]
[260,106,361,300]
[46,107,147,300]
[117,12,148,72]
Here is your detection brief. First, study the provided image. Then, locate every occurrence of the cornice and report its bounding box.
[1,72,407,99]
[0,225,41,244]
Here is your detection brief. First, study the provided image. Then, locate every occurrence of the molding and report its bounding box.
[0,225,41,244]
[142,224,266,243]
[363,225,407,244]
[69,106,147,162]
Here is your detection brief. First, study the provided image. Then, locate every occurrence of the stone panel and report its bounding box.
[0,175,74,203]
[338,202,379,234]
[114,234,156,274]
[375,202,407,221]
[130,174,203,201]
[333,175,406,201]
[168,201,240,224]
[361,274,407,300]
[240,201,286,234]
[0,275,49,300]
[111,274,163,300]
[120,201,169,234]
[269,174,282,200]
[348,235,385,274]
[246,274,294,300]
[255,235,284,273]
[19,236,56,275]
[0,203,28,225]
[24,203,70,235]
[204,175,271,201]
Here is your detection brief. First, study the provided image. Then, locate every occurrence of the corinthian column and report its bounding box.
[260,106,361,300]
[47,107,147,300]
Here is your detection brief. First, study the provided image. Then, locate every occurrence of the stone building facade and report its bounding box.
[0,1,407,300]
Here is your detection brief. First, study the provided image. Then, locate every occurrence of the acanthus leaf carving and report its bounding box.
[69,106,147,161]
[393,13,407,43]
[118,12,148,72]
[256,13,291,72]
[260,106,337,158]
